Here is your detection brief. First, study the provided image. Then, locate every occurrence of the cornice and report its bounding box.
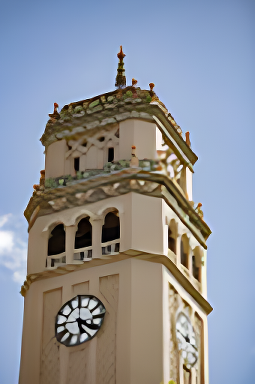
[25,169,211,247]
[20,251,213,315]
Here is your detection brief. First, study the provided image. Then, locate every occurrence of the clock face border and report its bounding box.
[175,311,198,369]
[55,294,106,347]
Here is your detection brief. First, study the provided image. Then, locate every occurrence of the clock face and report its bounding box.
[176,312,198,369]
[55,295,106,347]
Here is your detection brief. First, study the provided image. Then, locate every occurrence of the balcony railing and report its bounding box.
[46,252,66,269]
[73,246,93,262]
[101,239,120,255]
[46,240,120,269]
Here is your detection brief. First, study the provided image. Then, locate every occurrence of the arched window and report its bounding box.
[192,247,202,282]
[192,255,200,281]
[102,212,120,243]
[168,219,177,254]
[101,211,120,255]
[75,217,92,249]
[48,224,65,256]
[47,224,66,268]
[74,217,92,259]
[181,235,189,269]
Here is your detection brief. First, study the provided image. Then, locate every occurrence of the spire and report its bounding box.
[115,46,126,88]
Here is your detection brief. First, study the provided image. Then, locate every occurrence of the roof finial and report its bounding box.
[115,46,126,89]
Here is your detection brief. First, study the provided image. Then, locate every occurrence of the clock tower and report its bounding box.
[19,47,212,384]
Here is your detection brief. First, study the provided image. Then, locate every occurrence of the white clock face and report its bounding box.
[176,312,198,369]
[55,295,106,347]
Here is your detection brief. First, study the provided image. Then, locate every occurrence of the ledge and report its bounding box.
[20,250,213,315]
[24,169,211,247]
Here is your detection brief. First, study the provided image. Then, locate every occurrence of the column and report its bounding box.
[176,234,181,267]
[65,225,76,264]
[90,217,104,258]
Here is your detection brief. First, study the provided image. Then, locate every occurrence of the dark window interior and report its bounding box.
[99,137,105,142]
[102,212,120,243]
[74,157,80,171]
[75,217,92,249]
[108,147,114,162]
[192,255,200,281]
[168,228,176,254]
[48,224,65,256]
[181,239,188,268]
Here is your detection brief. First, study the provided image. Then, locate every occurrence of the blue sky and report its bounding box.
[0,0,254,382]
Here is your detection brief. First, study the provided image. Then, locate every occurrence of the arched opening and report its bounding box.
[48,224,65,256]
[168,219,177,254]
[101,210,120,255]
[181,235,189,269]
[192,255,200,281]
[168,228,176,253]
[74,217,92,259]
[192,247,203,283]
[47,224,66,268]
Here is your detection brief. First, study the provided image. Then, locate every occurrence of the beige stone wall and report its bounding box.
[19,259,165,384]
[162,268,209,384]
[119,119,157,160]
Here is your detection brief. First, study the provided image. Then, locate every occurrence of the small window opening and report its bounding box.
[48,224,65,256]
[75,217,92,249]
[192,255,200,281]
[74,157,80,171]
[102,211,120,243]
[108,147,114,162]
[98,137,105,142]
[181,239,188,268]
[82,141,87,147]
[168,228,176,254]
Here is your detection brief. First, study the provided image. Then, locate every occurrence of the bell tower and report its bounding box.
[19,47,212,384]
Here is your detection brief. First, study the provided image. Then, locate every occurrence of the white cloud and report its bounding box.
[0,214,27,284]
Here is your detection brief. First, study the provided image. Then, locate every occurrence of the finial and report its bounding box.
[115,46,126,89]
[185,132,191,147]
[149,83,155,92]
[132,78,138,87]
[117,45,126,60]
[130,145,139,168]
[48,102,60,120]
[195,203,204,220]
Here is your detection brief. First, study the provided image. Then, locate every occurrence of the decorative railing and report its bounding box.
[46,252,66,268]
[101,239,120,255]
[73,246,93,262]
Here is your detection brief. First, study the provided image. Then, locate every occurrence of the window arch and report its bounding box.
[181,234,189,269]
[102,211,120,243]
[48,224,65,256]
[47,223,66,268]
[101,210,120,255]
[192,246,203,282]
[168,219,177,254]
[75,217,92,249]
[74,217,92,259]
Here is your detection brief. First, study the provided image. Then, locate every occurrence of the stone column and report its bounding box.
[118,211,125,252]
[90,217,104,258]
[65,225,76,264]
[176,234,181,267]
[41,230,50,268]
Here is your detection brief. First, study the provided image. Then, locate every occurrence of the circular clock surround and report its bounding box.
[55,295,106,347]
[175,312,198,369]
